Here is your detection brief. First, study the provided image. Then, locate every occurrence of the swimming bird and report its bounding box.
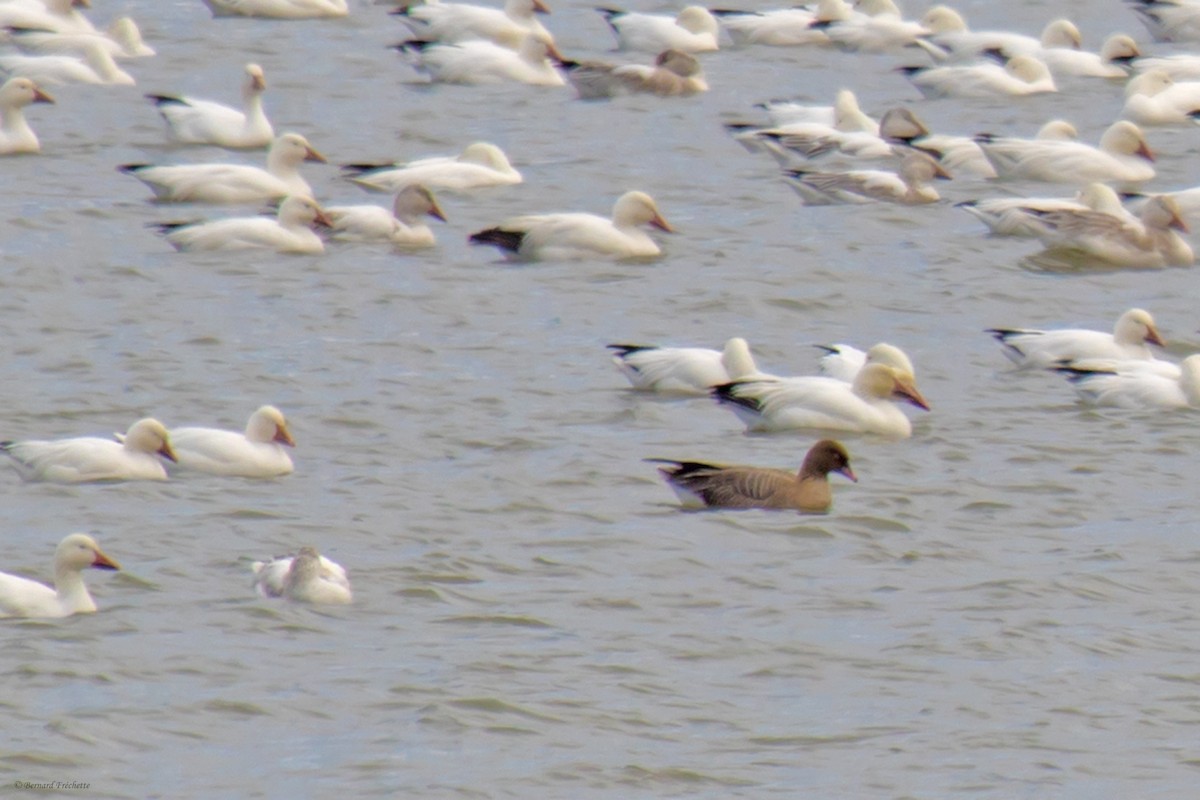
[561,48,707,99]
[898,54,1056,99]
[6,16,155,59]
[395,33,564,85]
[0,40,134,85]
[815,342,916,382]
[648,439,856,512]
[119,132,326,204]
[712,363,930,437]
[145,63,273,148]
[0,534,120,618]
[154,194,331,254]
[976,120,1155,185]
[1122,69,1200,126]
[326,184,446,246]
[1,417,176,482]
[608,337,763,394]
[985,308,1166,368]
[169,405,296,477]
[343,141,521,194]
[0,76,53,155]
[957,183,1134,238]
[782,151,950,205]
[1028,193,1193,268]
[711,6,828,48]
[597,5,719,53]
[201,0,349,19]
[1055,354,1200,409]
[469,190,671,261]
[0,0,96,35]
[393,0,552,48]
[252,547,352,604]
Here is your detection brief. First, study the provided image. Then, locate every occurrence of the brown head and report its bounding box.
[800,439,857,482]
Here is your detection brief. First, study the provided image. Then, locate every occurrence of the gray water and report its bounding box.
[4,0,1200,797]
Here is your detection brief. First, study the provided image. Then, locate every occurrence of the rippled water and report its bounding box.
[5,0,1200,797]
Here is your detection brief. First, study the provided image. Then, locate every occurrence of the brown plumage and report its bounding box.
[647,439,856,513]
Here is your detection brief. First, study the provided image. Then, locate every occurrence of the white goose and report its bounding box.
[201,0,349,19]
[816,342,916,382]
[119,132,326,204]
[1056,354,1200,409]
[757,89,877,129]
[1038,33,1138,79]
[169,406,295,477]
[7,17,155,59]
[1132,52,1200,81]
[916,9,1079,61]
[0,0,96,35]
[156,194,331,254]
[711,363,931,437]
[976,120,1156,185]
[712,6,828,48]
[468,190,672,261]
[394,0,552,48]
[343,141,521,194]
[146,63,273,149]
[814,0,929,53]
[1,417,176,483]
[252,547,352,604]
[1029,193,1193,268]
[396,33,564,86]
[326,184,446,247]
[986,308,1167,369]
[1130,1,1200,43]
[0,40,134,85]
[0,76,53,155]
[562,48,707,99]
[957,183,1134,238]
[899,54,1056,99]
[598,6,719,53]
[783,151,951,206]
[607,337,764,394]
[0,534,120,618]
[1122,69,1200,126]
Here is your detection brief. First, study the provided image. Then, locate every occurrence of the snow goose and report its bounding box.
[976,120,1155,185]
[957,182,1134,238]
[712,363,930,437]
[1129,0,1200,43]
[915,9,1078,61]
[0,0,95,35]
[813,0,929,53]
[985,307,1166,368]
[598,6,719,53]
[1122,69,1200,125]
[730,93,880,162]
[561,48,706,99]
[647,439,856,512]
[7,17,155,59]
[608,337,763,394]
[1028,193,1193,268]
[1132,52,1200,81]
[396,32,564,85]
[0,76,53,155]
[146,63,273,149]
[326,184,445,246]
[1037,33,1138,79]
[119,132,326,204]
[0,40,134,85]
[816,342,916,382]
[155,194,331,254]
[782,151,950,205]
[711,6,828,48]
[393,0,552,48]
[1055,354,1200,409]
[1,417,176,483]
[0,534,120,618]
[757,88,876,129]
[343,141,520,194]
[168,405,296,477]
[898,54,1056,99]
[201,0,349,19]
[887,113,1078,179]
[252,547,352,604]
[469,189,672,261]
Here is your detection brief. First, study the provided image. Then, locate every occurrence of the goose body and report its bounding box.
[397,34,564,85]
[326,184,445,246]
[157,194,330,254]
[0,42,134,85]
[986,308,1166,368]
[343,141,521,194]
[783,151,950,205]
[0,534,120,618]
[147,63,273,148]
[169,405,296,477]
[395,0,552,47]
[598,6,719,53]
[252,547,352,604]
[977,121,1155,185]
[201,0,349,19]
[1,418,176,483]
[1057,354,1200,409]
[608,337,763,394]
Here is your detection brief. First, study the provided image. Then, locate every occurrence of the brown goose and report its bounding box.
[648,439,856,513]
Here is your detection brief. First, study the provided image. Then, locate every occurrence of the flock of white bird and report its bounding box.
[4,0,1200,615]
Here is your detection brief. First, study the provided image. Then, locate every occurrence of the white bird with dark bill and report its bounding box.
[169,405,296,478]
[469,190,672,260]
[1056,354,1200,409]
[395,33,564,85]
[783,151,951,205]
[712,363,930,437]
[146,63,273,148]
[155,194,331,254]
[0,534,120,618]
[985,308,1167,369]
[201,0,349,19]
[119,132,326,204]
[252,547,352,604]
[0,76,53,155]
[608,337,764,394]
[394,0,553,48]
[326,184,446,247]
[976,120,1155,185]
[343,141,521,194]
[597,6,719,53]
[1,417,176,482]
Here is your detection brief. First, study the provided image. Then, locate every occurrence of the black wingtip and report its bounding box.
[469,227,524,252]
[117,163,150,175]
